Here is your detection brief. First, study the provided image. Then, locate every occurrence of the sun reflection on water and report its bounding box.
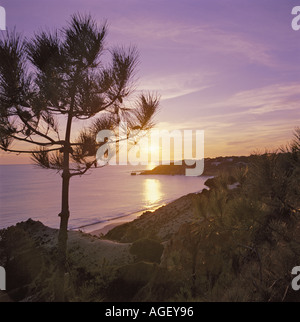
[143,178,162,207]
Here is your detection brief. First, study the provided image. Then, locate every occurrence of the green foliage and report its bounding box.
[68,259,117,302]
[163,128,300,301]
[0,223,56,301]
[104,222,143,243]
[106,262,157,301]
[130,238,164,263]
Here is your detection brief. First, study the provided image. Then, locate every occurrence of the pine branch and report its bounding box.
[16,106,56,144]
[69,161,104,177]
[0,146,62,154]
[10,134,64,147]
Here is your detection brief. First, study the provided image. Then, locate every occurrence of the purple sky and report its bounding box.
[0,0,300,163]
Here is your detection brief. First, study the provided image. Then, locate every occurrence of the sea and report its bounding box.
[0,164,209,232]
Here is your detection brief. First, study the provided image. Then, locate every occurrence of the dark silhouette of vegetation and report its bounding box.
[130,238,164,263]
[102,128,300,301]
[163,128,300,301]
[0,14,159,301]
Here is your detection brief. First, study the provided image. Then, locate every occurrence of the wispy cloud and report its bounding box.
[209,83,300,116]
[154,82,300,156]
[137,72,213,100]
[111,19,275,67]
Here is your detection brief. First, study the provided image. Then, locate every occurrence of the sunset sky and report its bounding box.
[0,0,300,164]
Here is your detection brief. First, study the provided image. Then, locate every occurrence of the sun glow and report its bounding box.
[139,141,161,164]
[143,178,162,207]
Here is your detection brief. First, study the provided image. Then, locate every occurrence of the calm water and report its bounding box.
[0,164,209,230]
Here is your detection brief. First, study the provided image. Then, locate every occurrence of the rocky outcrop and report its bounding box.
[140,156,250,176]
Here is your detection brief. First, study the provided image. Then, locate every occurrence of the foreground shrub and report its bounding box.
[130,238,164,263]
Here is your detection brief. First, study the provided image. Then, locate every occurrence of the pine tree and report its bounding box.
[0,14,159,301]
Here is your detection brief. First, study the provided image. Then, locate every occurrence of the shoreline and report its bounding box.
[0,177,210,234]
[72,204,166,236]
[72,186,208,237]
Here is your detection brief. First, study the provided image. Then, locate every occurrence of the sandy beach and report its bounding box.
[73,204,166,236]
[78,192,199,238]
[90,222,125,235]
[73,185,206,237]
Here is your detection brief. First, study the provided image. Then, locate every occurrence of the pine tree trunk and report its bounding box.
[54,170,70,302]
[54,109,73,302]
